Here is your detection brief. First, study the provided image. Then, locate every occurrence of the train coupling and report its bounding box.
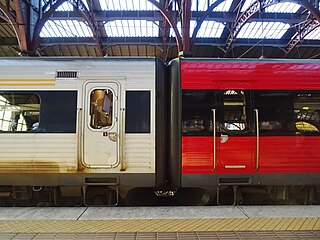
[154,190,176,197]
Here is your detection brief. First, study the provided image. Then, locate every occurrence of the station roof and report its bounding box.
[0,0,319,60]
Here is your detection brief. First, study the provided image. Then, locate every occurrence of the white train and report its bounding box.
[0,58,167,206]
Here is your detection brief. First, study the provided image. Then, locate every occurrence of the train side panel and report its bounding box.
[0,58,163,192]
[171,59,320,191]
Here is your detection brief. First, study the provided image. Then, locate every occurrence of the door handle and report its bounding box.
[220,134,228,143]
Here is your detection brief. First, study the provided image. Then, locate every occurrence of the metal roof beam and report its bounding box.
[34,36,320,48]
[285,17,320,56]
[223,0,320,57]
[49,10,305,24]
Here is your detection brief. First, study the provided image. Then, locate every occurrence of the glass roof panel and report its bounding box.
[40,20,93,38]
[196,21,225,38]
[265,2,300,13]
[171,20,224,38]
[54,0,88,11]
[304,27,320,40]
[241,0,256,12]
[105,20,159,37]
[191,0,215,11]
[237,21,290,39]
[56,2,73,11]
[191,0,232,11]
[100,0,158,11]
[241,1,300,13]
[214,0,232,11]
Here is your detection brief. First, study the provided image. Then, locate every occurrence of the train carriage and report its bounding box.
[168,58,320,205]
[0,58,167,206]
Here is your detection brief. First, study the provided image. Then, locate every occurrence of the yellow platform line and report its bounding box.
[0,218,319,233]
[0,83,55,87]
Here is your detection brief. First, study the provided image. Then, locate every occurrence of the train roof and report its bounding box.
[178,57,320,64]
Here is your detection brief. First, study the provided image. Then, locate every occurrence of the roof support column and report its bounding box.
[181,0,191,52]
[13,0,28,52]
[1,0,39,55]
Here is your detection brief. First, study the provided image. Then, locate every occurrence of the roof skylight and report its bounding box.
[241,1,300,13]
[40,20,93,38]
[240,0,255,12]
[191,0,232,11]
[56,2,73,11]
[196,21,225,38]
[265,2,300,13]
[100,0,159,11]
[105,20,159,37]
[304,27,320,40]
[54,0,89,11]
[237,21,290,39]
[171,20,224,38]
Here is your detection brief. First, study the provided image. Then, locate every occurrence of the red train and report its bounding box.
[168,58,320,205]
[0,57,319,206]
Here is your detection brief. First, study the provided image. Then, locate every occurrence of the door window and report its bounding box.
[89,89,113,129]
[222,90,248,132]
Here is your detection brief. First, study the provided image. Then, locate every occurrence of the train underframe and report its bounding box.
[0,173,319,206]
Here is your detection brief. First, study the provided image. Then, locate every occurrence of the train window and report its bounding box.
[89,89,113,129]
[0,91,77,133]
[39,91,77,133]
[254,91,295,135]
[125,91,150,133]
[222,90,247,132]
[0,93,40,132]
[294,93,320,134]
[182,90,215,136]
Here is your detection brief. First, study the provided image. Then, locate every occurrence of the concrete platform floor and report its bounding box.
[0,206,319,239]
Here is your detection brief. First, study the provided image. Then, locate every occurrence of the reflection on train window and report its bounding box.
[222,90,247,132]
[254,91,320,135]
[0,91,77,133]
[182,90,215,136]
[254,91,294,135]
[0,93,40,132]
[90,89,113,129]
[294,93,320,133]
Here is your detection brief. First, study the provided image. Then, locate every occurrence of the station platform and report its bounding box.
[0,206,319,239]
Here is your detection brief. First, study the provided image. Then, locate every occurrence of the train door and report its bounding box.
[216,86,255,173]
[83,82,120,168]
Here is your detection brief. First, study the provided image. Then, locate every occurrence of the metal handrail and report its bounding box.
[212,109,216,171]
[254,109,260,170]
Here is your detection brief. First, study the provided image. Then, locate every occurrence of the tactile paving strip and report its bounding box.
[0,218,319,233]
[0,231,320,240]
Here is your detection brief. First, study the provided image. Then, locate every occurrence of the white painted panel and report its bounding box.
[124,134,155,172]
[0,134,77,170]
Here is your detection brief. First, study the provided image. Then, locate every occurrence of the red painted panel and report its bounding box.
[182,136,254,174]
[181,61,320,90]
[182,137,214,174]
[218,136,255,173]
[182,136,320,174]
[259,136,320,173]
